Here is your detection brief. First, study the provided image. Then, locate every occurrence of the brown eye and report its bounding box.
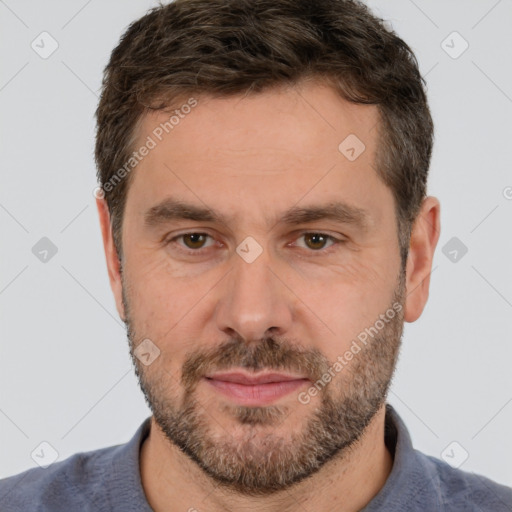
[182,233,209,249]
[303,233,330,250]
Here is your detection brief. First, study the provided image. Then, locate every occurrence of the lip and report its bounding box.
[205,371,307,385]
[203,371,310,406]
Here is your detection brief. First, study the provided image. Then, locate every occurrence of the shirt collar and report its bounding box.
[108,418,153,512]
[361,403,443,511]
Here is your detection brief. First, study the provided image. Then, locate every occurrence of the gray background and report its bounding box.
[1,0,511,486]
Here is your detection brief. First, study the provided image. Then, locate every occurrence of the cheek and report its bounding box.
[124,253,221,340]
[287,253,398,354]
[123,254,174,327]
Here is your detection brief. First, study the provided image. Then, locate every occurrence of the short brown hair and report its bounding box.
[95,0,433,266]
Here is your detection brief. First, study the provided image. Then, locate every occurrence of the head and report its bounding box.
[95,0,440,496]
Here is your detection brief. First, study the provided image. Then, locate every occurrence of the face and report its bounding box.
[116,82,406,495]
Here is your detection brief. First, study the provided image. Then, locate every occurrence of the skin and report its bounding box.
[96,80,440,511]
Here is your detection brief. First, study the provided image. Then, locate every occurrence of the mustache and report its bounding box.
[181,336,331,392]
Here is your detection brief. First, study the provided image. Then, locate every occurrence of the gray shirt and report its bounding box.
[1,404,511,511]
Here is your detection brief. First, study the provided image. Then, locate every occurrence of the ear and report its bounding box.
[403,196,441,322]
[96,197,126,321]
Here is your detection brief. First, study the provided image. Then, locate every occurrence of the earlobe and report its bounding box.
[96,197,126,321]
[403,196,441,323]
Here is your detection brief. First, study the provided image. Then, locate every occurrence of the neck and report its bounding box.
[140,404,393,512]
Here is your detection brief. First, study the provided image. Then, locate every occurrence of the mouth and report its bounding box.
[203,371,310,406]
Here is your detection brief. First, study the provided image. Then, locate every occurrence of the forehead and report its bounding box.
[138,81,379,161]
[125,81,391,228]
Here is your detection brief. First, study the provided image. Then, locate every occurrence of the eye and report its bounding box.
[294,232,340,251]
[168,232,215,251]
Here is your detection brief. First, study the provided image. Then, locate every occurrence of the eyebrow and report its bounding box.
[144,197,371,232]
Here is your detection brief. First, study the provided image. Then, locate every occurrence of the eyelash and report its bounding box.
[165,232,345,256]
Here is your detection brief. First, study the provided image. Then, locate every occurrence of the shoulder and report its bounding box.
[420,451,512,511]
[0,444,120,512]
[378,405,512,511]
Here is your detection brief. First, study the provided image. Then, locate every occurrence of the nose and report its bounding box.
[214,243,294,342]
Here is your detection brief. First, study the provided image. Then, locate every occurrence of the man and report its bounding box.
[1,0,511,510]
